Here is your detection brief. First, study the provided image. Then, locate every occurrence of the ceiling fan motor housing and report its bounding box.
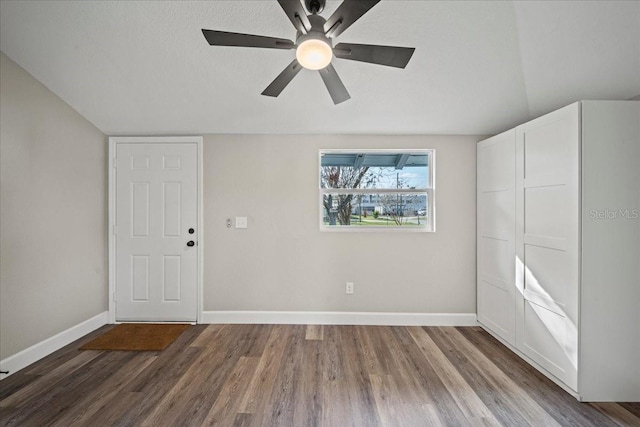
[305,0,325,14]
[296,14,331,47]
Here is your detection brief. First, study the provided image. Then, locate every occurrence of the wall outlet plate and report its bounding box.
[235,216,248,229]
[346,282,354,294]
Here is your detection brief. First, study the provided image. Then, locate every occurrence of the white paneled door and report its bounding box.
[515,104,580,390]
[477,130,516,345]
[115,142,198,322]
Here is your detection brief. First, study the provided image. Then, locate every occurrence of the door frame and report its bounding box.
[108,136,204,324]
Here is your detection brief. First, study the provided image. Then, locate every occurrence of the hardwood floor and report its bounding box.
[1,324,639,426]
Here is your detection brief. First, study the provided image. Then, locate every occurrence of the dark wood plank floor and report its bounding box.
[1,325,639,426]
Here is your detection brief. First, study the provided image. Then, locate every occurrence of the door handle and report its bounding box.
[187,241,195,247]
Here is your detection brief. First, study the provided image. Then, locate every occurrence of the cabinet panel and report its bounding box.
[479,279,512,339]
[516,103,580,391]
[480,191,513,240]
[478,141,515,190]
[524,186,572,239]
[523,118,570,186]
[477,130,516,344]
[480,237,511,289]
[522,300,577,389]
[579,101,640,401]
[524,245,571,311]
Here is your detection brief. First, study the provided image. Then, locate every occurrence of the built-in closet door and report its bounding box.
[477,130,516,344]
[515,103,580,390]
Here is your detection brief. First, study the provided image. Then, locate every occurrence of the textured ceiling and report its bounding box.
[1,0,638,135]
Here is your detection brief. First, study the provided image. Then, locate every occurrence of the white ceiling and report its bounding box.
[1,0,638,136]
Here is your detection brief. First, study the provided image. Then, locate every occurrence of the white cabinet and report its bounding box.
[477,101,640,402]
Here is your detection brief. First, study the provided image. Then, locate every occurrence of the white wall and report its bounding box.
[203,134,478,314]
[0,52,107,360]
[0,50,478,361]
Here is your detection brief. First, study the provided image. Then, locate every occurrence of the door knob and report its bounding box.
[187,241,195,247]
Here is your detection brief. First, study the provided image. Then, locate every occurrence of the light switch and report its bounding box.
[235,216,248,229]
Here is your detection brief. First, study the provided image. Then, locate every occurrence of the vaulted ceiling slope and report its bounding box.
[1,1,638,135]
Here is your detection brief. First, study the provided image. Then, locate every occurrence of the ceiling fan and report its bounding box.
[202,0,415,104]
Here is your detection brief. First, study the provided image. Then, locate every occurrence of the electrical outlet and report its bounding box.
[346,282,354,294]
[235,216,248,229]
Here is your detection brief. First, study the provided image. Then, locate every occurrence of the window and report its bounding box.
[319,149,435,231]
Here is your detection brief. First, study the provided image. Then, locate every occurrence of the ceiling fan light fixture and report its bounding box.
[296,38,332,70]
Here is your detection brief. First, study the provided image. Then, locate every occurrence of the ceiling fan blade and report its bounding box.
[202,29,294,50]
[318,63,351,104]
[334,43,415,68]
[262,59,303,97]
[277,0,312,34]
[323,0,381,39]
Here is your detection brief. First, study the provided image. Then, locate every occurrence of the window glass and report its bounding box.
[319,150,434,231]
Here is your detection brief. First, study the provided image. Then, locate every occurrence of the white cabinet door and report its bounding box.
[516,103,580,390]
[477,130,516,344]
[115,143,198,321]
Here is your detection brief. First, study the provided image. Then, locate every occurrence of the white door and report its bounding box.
[115,142,198,322]
[477,130,516,345]
[515,103,580,390]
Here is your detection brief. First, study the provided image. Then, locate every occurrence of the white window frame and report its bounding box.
[319,149,436,232]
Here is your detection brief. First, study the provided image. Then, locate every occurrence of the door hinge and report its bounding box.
[112,157,118,169]
[113,225,118,235]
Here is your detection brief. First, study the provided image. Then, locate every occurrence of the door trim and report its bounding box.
[108,136,204,324]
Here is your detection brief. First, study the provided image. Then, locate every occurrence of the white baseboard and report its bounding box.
[0,311,109,380]
[201,310,477,326]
